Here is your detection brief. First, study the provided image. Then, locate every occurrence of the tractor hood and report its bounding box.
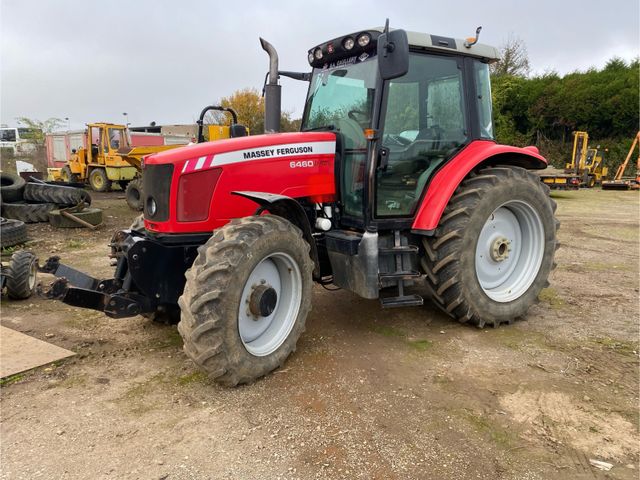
[142,131,338,235]
[144,131,336,170]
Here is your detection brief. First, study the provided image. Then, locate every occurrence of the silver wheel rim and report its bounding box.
[28,261,36,290]
[475,200,545,303]
[238,252,302,357]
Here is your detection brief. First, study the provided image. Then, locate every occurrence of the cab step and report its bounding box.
[378,230,423,308]
[380,294,424,308]
[379,245,419,254]
[378,270,421,280]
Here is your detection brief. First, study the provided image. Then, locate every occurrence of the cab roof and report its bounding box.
[371,27,500,63]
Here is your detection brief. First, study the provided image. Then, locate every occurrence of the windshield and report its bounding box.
[108,128,130,149]
[302,56,378,134]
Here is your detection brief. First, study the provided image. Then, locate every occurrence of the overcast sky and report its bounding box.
[1,0,638,131]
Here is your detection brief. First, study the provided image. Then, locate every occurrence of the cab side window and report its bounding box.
[376,53,467,217]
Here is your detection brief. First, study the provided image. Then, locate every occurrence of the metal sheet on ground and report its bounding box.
[0,326,75,378]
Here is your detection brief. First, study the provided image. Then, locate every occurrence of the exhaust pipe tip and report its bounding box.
[260,37,281,134]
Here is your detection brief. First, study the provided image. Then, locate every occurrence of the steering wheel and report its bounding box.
[348,109,369,124]
[384,134,412,147]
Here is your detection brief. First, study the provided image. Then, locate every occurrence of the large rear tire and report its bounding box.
[0,173,26,203]
[178,215,313,386]
[1,202,56,223]
[0,218,28,248]
[421,166,559,327]
[23,183,91,206]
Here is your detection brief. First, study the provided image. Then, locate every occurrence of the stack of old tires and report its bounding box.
[0,173,101,239]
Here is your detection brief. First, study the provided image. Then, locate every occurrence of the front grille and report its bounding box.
[142,163,173,222]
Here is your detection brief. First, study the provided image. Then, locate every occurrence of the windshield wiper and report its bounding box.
[302,124,337,132]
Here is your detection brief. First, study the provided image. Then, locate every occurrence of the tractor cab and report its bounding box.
[87,123,130,160]
[300,27,498,229]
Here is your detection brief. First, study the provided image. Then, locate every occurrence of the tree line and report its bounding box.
[491,37,639,171]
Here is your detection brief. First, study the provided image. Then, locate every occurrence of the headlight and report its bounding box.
[314,48,323,60]
[343,37,355,50]
[308,52,314,64]
[146,196,157,217]
[357,33,371,47]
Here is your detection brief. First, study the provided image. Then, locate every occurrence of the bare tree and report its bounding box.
[491,34,531,77]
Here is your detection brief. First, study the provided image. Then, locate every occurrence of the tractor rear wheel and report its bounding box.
[178,215,313,386]
[89,169,111,192]
[422,166,559,327]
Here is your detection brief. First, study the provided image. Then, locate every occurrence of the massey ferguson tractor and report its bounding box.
[43,24,558,386]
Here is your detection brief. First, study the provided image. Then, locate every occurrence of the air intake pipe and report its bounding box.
[260,38,281,133]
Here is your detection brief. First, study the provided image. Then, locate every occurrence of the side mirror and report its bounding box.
[377,29,409,80]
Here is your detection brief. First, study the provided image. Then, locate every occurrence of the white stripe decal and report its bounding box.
[194,156,206,170]
[181,160,190,173]
[210,141,335,167]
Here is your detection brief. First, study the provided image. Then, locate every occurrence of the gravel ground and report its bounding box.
[1,188,638,479]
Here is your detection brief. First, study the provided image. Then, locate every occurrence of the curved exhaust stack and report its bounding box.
[260,38,281,133]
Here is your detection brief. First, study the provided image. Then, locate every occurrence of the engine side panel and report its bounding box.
[411,140,548,233]
[143,132,337,233]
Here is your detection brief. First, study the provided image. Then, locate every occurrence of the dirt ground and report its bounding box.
[1,189,638,480]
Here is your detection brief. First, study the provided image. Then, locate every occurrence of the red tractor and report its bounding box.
[44,24,558,385]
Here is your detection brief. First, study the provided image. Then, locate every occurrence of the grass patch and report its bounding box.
[177,371,208,386]
[1,245,20,256]
[538,287,564,308]
[407,339,432,351]
[155,328,184,349]
[57,374,88,389]
[583,261,634,272]
[370,324,433,352]
[0,373,24,387]
[66,239,86,249]
[492,327,549,351]
[463,410,514,448]
[592,337,638,357]
[370,324,404,338]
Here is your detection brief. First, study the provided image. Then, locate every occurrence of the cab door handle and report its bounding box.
[377,147,389,171]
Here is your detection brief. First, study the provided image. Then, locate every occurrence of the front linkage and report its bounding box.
[42,229,201,318]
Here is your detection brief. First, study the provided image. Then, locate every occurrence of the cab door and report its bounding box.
[374,52,469,220]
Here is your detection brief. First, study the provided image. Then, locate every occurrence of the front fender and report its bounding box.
[232,191,320,278]
[411,140,548,234]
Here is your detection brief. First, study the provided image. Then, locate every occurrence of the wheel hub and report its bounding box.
[249,284,278,318]
[238,253,302,357]
[489,236,511,262]
[475,201,545,303]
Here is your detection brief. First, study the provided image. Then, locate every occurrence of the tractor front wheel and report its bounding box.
[422,166,559,327]
[125,178,143,211]
[88,169,111,192]
[178,215,313,386]
[60,166,79,184]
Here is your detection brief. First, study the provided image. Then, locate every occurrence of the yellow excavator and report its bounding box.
[52,122,177,192]
[540,131,608,189]
[51,107,246,209]
[602,131,640,190]
[565,131,608,187]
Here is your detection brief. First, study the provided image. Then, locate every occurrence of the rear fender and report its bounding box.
[232,191,320,278]
[412,141,548,234]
